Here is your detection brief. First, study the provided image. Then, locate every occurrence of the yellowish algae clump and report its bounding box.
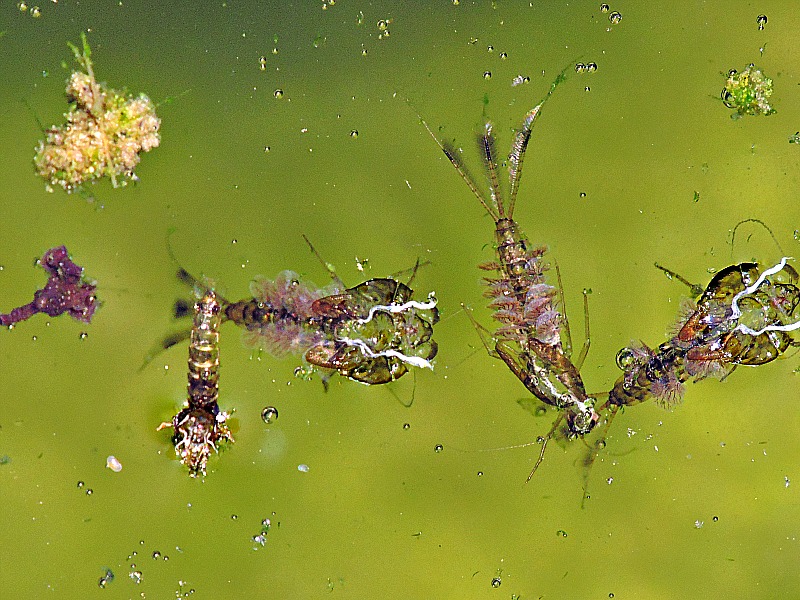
[721,64,776,119]
[34,34,160,193]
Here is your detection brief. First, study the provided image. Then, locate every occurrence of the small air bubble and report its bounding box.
[31,336,37,341]
[30,5,41,17]
[477,471,483,477]
[261,406,278,424]
[152,551,161,559]
[757,14,767,30]
[500,52,507,59]
[273,89,284,99]
[86,488,93,495]
[483,71,492,80]
[298,464,309,472]
[600,3,610,12]
[712,516,719,522]
[17,1,28,11]
[557,529,568,537]
[77,481,84,488]
[609,11,622,24]
[580,192,587,198]
[231,514,238,520]
[587,62,597,72]
[259,56,267,70]
[264,146,271,152]
[491,577,501,588]
[434,444,443,453]
[575,62,586,73]
[349,129,359,138]
[79,332,88,339]
[402,423,410,430]
[487,45,494,53]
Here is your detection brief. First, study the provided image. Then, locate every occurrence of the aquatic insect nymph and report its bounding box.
[420,66,598,478]
[158,286,233,477]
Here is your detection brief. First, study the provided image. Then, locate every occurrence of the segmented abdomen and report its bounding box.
[481,218,560,346]
[187,290,222,410]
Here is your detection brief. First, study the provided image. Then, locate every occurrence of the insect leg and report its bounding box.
[301,234,347,290]
[525,413,565,482]
[654,262,704,297]
[573,290,591,371]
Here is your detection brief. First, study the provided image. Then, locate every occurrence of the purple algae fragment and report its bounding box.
[0,246,97,326]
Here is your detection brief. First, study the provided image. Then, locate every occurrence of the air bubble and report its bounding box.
[79,332,88,339]
[77,481,84,488]
[349,129,359,138]
[609,11,622,24]
[434,444,443,453]
[129,570,142,584]
[757,14,767,30]
[587,62,597,72]
[259,56,267,71]
[483,71,492,80]
[487,45,494,53]
[500,52,507,59]
[557,529,568,537]
[30,5,41,17]
[17,1,28,11]
[575,62,586,73]
[298,463,309,472]
[261,406,278,424]
[231,514,238,520]
[273,89,284,99]
[600,3,610,12]
[98,568,114,588]
[86,488,93,495]
[491,577,502,588]
[152,551,161,559]
[402,423,410,430]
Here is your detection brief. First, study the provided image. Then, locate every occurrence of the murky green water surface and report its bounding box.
[1,2,799,599]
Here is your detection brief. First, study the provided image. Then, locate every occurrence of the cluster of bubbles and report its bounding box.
[600,4,622,25]
[76,480,93,495]
[17,2,42,17]
[252,517,273,549]
[97,568,114,589]
[377,19,392,40]
[575,62,598,74]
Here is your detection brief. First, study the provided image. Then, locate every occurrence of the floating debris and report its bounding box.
[721,64,776,118]
[105,455,122,472]
[34,33,160,193]
[0,246,97,327]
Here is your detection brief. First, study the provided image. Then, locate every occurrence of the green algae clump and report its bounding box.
[721,64,776,119]
[34,34,161,193]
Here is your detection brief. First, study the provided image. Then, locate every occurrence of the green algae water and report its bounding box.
[1,2,799,598]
